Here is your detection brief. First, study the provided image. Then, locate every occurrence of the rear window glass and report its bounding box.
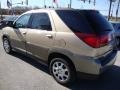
[56,10,94,34]
[56,10,113,34]
[81,11,114,33]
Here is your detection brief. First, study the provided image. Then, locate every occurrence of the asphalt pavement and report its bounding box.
[0,30,120,90]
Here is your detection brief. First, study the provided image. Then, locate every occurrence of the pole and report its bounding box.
[26,0,28,6]
[10,0,12,8]
[70,0,72,8]
[111,3,114,18]
[10,0,13,15]
[116,0,120,21]
[0,1,2,20]
[44,0,46,8]
[108,0,112,21]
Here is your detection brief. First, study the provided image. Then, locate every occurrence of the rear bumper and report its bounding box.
[72,50,117,76]
[99,50,117,73]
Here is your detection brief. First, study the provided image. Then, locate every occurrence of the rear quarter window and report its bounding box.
[56,10,94,34]
[56,10,113,35]
[81,11,114,34]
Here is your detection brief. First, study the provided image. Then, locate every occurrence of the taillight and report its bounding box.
[100,35,109,46]
[75,32,109,48]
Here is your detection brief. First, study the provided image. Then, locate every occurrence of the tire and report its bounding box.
[49,57,76,85]
[3,38,12,54]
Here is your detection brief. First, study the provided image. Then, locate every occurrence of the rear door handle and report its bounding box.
[22,32,27,35]
[46,35,53,38]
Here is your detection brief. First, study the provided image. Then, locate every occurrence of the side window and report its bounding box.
[15,14,31,28]
[31,13,52,30]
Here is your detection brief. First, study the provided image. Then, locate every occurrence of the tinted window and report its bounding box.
[56,10,94,34]
[15,14,31,28]
[81,10,113,34]
[31,13,52,30]
[56,10,113,34]
[112,23,120,30]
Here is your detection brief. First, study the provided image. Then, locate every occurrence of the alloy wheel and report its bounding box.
[52,60,70,82]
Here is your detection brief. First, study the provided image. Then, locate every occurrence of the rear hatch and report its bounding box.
[56,10,116,56]
[81,10,116,56]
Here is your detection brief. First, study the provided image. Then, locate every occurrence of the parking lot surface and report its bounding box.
[0,30,120,90]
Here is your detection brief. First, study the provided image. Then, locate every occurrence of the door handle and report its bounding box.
[46,35,53,38]
[22,32,27,35]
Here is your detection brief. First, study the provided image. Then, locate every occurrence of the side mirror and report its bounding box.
[13,22,24,29]
[6,21,14,27]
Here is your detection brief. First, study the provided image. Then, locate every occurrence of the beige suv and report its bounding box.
[2,9,117,85]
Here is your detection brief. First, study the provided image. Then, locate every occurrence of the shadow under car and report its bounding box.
[10,52,120,90]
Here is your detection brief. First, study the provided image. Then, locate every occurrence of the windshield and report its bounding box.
[111,22,120,30]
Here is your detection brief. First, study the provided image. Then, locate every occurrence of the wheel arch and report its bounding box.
[48,52,76,72]
[2,34,10,41]
[2,34,12,47]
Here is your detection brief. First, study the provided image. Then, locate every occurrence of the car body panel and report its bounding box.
[26,29,56,61]
[2,27,27,52]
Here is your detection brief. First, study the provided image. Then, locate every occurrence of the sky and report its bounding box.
[0,0,120,17]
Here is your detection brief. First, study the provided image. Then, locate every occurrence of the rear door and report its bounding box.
[26,12,55,61]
